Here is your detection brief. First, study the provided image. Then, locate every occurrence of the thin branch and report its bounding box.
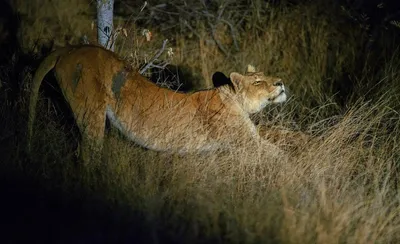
[220,18,240,51]
[183,20,201,39]
[217,2,226,20]
[151,63,169,69]
[139,39,169,74]
[207,20,230,57]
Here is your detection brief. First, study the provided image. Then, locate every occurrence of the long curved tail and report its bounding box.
[27,47,70,153]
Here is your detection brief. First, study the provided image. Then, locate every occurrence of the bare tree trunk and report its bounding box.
[97,0,114,50]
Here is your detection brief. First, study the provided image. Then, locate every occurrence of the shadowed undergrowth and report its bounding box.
[1,0,400,243]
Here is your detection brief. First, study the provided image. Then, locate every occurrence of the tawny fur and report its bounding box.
[28,45,286,162]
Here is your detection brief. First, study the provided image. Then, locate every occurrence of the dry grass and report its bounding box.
[1,0,400,243]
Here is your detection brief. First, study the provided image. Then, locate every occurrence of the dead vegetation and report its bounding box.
[1,0,400,243]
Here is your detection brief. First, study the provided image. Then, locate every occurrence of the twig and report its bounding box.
[183,20,201,39]
[149,5,180,15]
[203,3,236,57]
[139,39,169,74]
[119,1,148,29]
[237,9,249,27]
[220,18,240,51]
[217,2,226,20]
[207,20,230,57]
[151,63,169,69]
